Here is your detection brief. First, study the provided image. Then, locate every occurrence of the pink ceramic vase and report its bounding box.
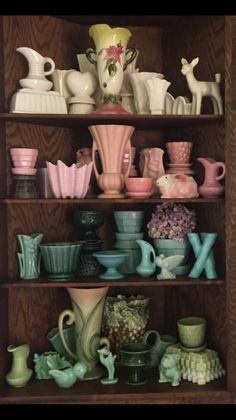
[89,124,135,198]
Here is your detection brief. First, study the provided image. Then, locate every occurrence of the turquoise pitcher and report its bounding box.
[136,239,156,277]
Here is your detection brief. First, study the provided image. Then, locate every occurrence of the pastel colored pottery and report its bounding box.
[40,242,82,279]
[34,351,72,380]
[89,124,134,198]
[177,317,206,348]
[159,352,181,386]
[47,325,76,362]
[166,142,193,164]
[6,344,32,388]
[142,330,177,367]
[153,238,190,265]
[17,233,43,280]
[58,287,110,380]
[156,173,199,198]
[46,160,93,199]
[136,239,156,278]
[98,347,118,385]
[129,72,164,114]
[51,69,75,101]
[181,57,223,115]
[66,70,97,98]
[125,177,153,193]
[93,250,128,279]
[144,78,171,114]
[49,362,87,388]
[86,24,135,104]
[197,157,225,198]
[17,47,55,91]
[114,210,144,233]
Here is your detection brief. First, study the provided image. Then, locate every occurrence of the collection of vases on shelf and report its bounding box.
[16,203,218,282]
[9,24,223,116]
[6,299,225,388]
[9,142,226,200]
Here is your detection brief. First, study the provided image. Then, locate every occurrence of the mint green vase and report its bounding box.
[17,233,43,279]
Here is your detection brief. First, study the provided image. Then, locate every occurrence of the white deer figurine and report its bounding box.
[181,57,223,115]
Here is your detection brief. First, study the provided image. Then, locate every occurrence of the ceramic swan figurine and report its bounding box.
[156,254,184,280]
[181,57,223,115]
[49,361,87,388]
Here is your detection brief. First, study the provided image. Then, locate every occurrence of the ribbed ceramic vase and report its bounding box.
[89,124,135,198]
[17,233,43,279]
[58,287,110,380]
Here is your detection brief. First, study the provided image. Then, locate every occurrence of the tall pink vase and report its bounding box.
[89,124,135,198]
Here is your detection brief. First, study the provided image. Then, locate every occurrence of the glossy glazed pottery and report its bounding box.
[40,242,82,279]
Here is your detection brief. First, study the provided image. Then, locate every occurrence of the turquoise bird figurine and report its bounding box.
[49,362,87,388]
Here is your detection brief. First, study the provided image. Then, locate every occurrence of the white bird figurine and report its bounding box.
[155,254,184,280]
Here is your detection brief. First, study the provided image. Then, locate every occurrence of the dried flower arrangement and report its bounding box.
[147,202,196,241]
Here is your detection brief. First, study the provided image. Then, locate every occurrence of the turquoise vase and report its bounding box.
[17,233,43,279]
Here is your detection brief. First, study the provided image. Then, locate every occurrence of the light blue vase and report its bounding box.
[17,233,43,279]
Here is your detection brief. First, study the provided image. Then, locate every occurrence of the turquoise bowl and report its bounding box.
[40,242,82,280]
[93,250,128,279]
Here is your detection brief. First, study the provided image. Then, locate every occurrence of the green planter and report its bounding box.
[153,238,190,264]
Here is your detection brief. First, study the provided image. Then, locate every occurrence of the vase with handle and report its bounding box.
[89,124,134,198]
[136,239,156,278]
[197,157,225,198]
[58,287,110,380]
[86,24,137,114]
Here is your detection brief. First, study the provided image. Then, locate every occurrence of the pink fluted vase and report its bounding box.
[89,124,135,198]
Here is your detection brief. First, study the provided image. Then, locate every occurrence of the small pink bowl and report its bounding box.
[125,177,153,193]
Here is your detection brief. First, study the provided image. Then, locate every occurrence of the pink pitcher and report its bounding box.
[197,157,225,198]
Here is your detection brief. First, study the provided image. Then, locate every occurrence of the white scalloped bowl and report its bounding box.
[46,160,93,199]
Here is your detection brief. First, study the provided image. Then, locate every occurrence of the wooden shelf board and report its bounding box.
[1,197,225,205]
[55,15,190,27]
[1,276,225,288]
[0,375,230,404]
[0,113,224,129]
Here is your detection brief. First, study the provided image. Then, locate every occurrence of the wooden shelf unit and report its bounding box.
[0,15,235,404]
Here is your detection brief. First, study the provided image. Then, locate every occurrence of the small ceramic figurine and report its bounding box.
[156,254,184,280]
[97,346,118,384]
[159,353,181,387]
[49,361,87,388]
[181,57,223,115]
[156,174,199,198]
[34,352,72,380]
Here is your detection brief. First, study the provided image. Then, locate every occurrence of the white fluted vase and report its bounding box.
[144,78,171,114]
[89,124,135,198]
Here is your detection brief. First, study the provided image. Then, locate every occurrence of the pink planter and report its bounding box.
[166,142,193,164]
